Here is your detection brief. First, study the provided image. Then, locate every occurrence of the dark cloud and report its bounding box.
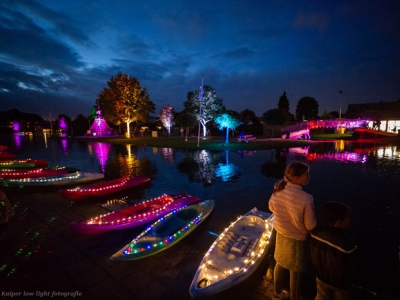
[0,0,399,119]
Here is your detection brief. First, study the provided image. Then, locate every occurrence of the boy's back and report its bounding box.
[310,225,357,289]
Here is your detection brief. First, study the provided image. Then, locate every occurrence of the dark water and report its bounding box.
[1,134,399,298]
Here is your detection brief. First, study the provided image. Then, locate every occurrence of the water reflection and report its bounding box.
[177,150,242,185]
[89,142,111,173]
[161,147,175,162]
[215,150,240,181]
[285,142,399,165]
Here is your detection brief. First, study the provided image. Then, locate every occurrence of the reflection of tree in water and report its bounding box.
[177,150,226,186]
[260,149,287,179]
[104,144,155,178]
[160,147,175,163]
[215,150,241,182]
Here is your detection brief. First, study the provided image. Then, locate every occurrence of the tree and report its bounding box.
[96,72,155,138]
[72,114,90,136]
[159,104,175,135]
[277,91,290,112]
[215,111,242,144]
[183,85,225,137]
[240,109,259,125]
[295,96,319,121]
[57,114,71,135]
[262,108,287,125]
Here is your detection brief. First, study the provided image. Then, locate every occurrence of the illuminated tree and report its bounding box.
[159,104,175,135]
[183,85,225,137]
[96,72,155,138]
[57,114,71,134]
[215,111,242,144]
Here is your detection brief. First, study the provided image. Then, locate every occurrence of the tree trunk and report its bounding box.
[201,123,207,137]
[126,121,131,138]
[225,127,229,144]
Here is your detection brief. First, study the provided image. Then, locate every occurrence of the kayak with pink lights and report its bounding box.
[69,193,200,235]
[58,176,151,200]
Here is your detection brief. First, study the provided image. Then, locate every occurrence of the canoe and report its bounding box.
[0,152,15,160]
[70,193,200,235]
[110,199,215,261]
[3,171,104,187]
[59,175,151,200]
[189,208,274,297]
[0,159,48,169]
[0,168,69,179]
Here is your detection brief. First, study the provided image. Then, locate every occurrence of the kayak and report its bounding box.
[110,200,215,261]
[0,159,48,169]
[189,208,274,297]
[0,168,69,179]
[0,152,15,160]
[69,193,200,235]
[3,171,105,187]
[59,175,151,200]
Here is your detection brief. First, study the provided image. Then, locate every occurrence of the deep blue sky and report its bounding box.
[1,0,399,120]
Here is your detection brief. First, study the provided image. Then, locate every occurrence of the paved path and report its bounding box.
[0,189,378,300]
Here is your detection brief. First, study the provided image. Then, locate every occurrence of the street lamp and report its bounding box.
[338,90,343,120]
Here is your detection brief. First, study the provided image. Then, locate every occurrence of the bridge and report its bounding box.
[281,119,370,139]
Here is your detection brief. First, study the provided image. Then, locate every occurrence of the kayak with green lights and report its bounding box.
[110,199,215,261]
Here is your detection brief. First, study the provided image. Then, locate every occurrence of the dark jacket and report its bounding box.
[309,226,358,289]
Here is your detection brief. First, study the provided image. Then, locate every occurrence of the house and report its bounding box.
[345,100,400,134]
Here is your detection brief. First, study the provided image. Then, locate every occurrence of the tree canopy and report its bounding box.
[277,91,290,112]
[96,72,155,137]
[262,108,287,125]
[295,96,319,121]
[159,104,175,135]
[183,85,225,136]
[215,111,242,144]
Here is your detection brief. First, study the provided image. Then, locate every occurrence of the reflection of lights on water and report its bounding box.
[91,142,111,173]
[13,133,22,149]
[61,139,68,153]
[376,146,399,159]
[215,163,240,182]
[215,150,240,182]
[161,148,174,162]
[334,140,345,152]
[291,145,400,164]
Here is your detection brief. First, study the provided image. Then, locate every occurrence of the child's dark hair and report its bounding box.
[318,201,351,225]
[273,161,309,193]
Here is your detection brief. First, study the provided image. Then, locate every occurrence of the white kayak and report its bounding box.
[189,208,274,298]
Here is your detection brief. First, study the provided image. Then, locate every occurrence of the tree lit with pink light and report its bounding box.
[159,104,175,135]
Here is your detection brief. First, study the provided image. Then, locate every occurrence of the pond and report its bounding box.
[1,134,399,298]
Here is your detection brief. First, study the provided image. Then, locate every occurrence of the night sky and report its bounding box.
[1,0,399,120]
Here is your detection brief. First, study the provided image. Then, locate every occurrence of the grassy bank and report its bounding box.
[72,136,317,150]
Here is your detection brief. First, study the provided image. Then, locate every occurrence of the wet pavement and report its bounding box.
[0,189,381,300]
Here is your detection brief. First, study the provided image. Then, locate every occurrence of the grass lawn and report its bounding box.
[72,135,317,150]
[310,133,354,140]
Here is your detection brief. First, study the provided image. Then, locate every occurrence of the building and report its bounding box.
[345,100,400,134]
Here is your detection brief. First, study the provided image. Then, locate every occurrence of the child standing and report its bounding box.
[268,161,317,299]
[310,201,358,300]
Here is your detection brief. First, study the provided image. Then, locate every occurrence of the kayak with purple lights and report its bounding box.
[69,193,201,235]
